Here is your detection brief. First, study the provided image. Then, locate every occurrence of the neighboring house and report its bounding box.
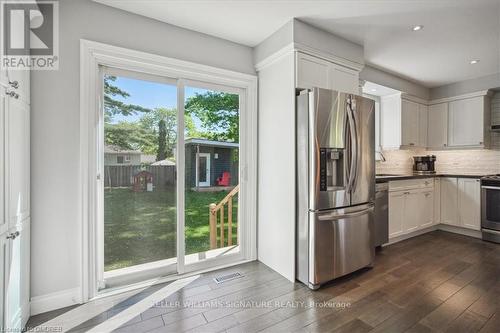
[141,154,157,164]
[104,145,143,165]
[185,138,239,188]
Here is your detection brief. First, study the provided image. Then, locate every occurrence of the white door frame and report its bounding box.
[80,40,257,302]
[196,153,211,187]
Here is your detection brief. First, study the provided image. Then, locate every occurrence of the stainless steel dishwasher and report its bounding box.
[374,182,389,247]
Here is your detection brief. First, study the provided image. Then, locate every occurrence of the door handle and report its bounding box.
[9,80,19,89]
[317,204,374,221]
[6,231,19,240]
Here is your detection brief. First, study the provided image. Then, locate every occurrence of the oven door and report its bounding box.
[481,185,500,231]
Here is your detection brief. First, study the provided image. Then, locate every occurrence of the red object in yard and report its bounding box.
[217,171,231,186]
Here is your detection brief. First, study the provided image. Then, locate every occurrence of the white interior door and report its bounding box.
[196,153,211,187]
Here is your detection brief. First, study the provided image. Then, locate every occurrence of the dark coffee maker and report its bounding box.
[413,155,436,174]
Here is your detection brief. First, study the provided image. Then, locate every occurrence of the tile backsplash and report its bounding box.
[376,149,500,175]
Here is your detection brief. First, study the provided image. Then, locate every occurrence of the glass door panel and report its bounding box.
[183,85,241,265]
[101,69,177,288]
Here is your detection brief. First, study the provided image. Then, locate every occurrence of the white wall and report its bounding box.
[31,0,254,305]
[257,52,296,282]
[430,72,500,99]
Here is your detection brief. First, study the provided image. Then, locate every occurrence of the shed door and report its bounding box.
[196,153,211,187]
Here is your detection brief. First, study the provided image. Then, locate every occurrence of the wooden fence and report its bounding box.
[104,165,176,188]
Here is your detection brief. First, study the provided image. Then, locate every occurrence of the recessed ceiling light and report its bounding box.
[412,25,424,31]
[470,59,480,64]
[371,89,377,92]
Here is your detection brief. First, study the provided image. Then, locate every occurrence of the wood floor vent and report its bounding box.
[213,272,243,284]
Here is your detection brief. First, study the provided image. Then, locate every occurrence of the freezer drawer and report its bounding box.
[297,204,375,289]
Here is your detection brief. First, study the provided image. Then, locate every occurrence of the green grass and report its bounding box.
[104,187,238,271]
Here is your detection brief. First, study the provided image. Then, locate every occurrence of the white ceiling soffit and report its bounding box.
[363,81,400,97]
[94,0,500,88]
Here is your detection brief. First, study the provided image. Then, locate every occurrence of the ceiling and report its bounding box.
[94,0,500,88]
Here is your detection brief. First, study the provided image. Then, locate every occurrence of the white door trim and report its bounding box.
[79,39,257,302]
[196,153,211,187]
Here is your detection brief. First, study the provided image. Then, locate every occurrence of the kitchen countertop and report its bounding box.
[375,173,485,183]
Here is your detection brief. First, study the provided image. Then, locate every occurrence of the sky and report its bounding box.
[108,75,209,124]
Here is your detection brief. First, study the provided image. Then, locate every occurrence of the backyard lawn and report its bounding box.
[104,187,238,271]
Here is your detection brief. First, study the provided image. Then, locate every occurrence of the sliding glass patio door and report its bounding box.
[181,82,242,272]
[98,69,245,290]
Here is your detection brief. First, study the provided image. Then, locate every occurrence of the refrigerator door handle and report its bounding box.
[346,97,358,193]
[317,204,374,221]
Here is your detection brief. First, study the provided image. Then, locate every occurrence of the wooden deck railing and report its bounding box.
[209,184,239,249]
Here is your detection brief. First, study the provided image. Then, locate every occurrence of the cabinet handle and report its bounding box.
[479,142,483,145]
[6,231,19,240]
[404,191,410,195]
[444,144,447,147]
[6,91,19,99]
[425,193,430,197]
[8,80,18,89]
[409,143,415,146]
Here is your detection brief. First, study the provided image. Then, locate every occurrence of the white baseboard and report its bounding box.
[386,225,438,245]
[387,224,482,245]
[437,224,482,238]
[30,287,81,316]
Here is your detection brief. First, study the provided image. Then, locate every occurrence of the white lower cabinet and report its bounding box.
[440,178,459,226]
[388,179,435,239]
[389,191,405,238]
[420,190,434,229]
[458,178,481,230]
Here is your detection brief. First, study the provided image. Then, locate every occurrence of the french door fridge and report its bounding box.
[296,87,376,289]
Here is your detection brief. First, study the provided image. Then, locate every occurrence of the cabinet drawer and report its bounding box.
[389,178,434,191]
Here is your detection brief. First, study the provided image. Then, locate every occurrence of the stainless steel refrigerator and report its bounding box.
[296,87,375,290]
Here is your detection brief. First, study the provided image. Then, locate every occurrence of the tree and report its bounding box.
[157,119,167,161]
[104,75,151,122]
[185,91,239,142]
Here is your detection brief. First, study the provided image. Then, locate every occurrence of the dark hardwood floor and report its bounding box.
[27,231,500,332]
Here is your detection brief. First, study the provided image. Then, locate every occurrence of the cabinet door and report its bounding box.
[440,178,458,226]
[448,97,484,147]
[458,178,481,230]
[380,94,402,149]
[403,190,420,233]
[418,104,428,147]
[433,178,441,224]
[420,190,434,229]
[428,103,448,149]
[401,100,419,147]
[389,191,405,238]
[0,92,6,236]
[8,99,30,228]
[329,64,359,94]
[296,53,329,90]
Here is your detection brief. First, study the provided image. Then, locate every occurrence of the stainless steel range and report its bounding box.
[481,174,500,243]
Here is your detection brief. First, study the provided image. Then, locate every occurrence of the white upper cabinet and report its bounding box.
[380,95,427,150]
[427,103,448,149]
[296,52,359,94]
[401,99,419,147]
[296,53,329,90]
[329,63,359,94]
[458,178,481,230]
[447,96,489,148]
[418,104,428,147]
